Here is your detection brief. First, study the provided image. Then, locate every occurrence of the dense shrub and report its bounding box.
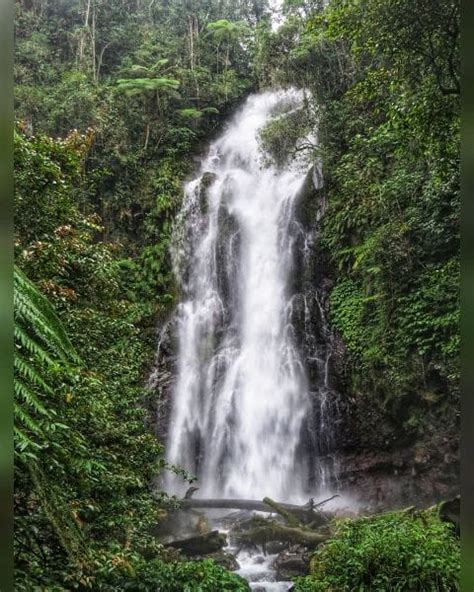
[293,510,459,591]
[120,558,250,592]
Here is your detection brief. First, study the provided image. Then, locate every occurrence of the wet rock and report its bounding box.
[146,315,179,447]
[199,172,217,214]
[215,203,240,308]
[166,530,226,556]
[293,165,325,232]
[265,540,287,555]
[333,409,460,509]
[438,496,460,535]
[205,551,240,571]
[152,509,200,541]
[273,545,310,580]
[201,171,217,189]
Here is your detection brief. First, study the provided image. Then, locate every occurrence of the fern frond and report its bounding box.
[14,266,80,363]
[15,325,55,366]
[14,266,80,459]
[14,353,53,396]
[14,401,44,436]
[14,287,77,362]
[14,379,50,417]
[14,425,41,455]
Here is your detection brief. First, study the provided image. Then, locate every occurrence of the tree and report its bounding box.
[207,19,250,99]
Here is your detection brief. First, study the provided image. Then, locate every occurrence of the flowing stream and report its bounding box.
[161,90,337,590]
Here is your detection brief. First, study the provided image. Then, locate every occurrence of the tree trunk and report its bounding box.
[97,41,113,80]
[90,0,97,83]
[179,498,299,512]
[178,497,331,526]
[144,123,150,151]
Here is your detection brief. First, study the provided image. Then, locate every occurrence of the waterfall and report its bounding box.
[164,90,330,502]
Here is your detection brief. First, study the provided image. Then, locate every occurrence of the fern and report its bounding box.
[116,76,180,96]
[14,268,78,361]
[14,267,87,563]
[15,353,53,396]
[14,266,79,460]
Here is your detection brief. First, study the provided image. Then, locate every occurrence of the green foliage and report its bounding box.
[177,106,220,119]
[206,19,250,51]
[14,266,79,458]
[293,510,459,591]
[148,558,250,591]
[329,279,376,361]
[396,260,460,361]
[95,556,250,591]
[258,103,317,167]
[14,127,86,245]
[116,77,181,96]
[14,127,204,590]
[15,0,266,321]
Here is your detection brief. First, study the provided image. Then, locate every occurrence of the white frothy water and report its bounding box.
[166,90,314,501]
[235,551,292,591]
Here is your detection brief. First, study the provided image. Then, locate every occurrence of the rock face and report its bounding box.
[147,313,178,447]
[331,390,460,508]
[289,166,345,492]
[290,166,460,509]
[439,496,460,535]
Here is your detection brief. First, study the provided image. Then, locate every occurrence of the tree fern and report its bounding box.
[14,266,79,460]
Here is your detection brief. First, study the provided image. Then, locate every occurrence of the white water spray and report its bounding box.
[165,90,316,501]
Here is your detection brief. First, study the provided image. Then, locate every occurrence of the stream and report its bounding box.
[235,552,292,591]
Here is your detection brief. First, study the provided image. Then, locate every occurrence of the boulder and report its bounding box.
[166,530,227,556]
[272,545,310,580]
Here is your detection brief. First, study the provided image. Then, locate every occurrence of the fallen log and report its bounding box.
[234,520,328,550]
[180,498,294,512]
[179,497,332,526]
[180,497,328,514]
[263,497,302,527]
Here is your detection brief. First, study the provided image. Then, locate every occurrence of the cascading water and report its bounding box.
[164,89,329,502]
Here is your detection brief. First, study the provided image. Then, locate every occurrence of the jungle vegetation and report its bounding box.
[14,0,459,589]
